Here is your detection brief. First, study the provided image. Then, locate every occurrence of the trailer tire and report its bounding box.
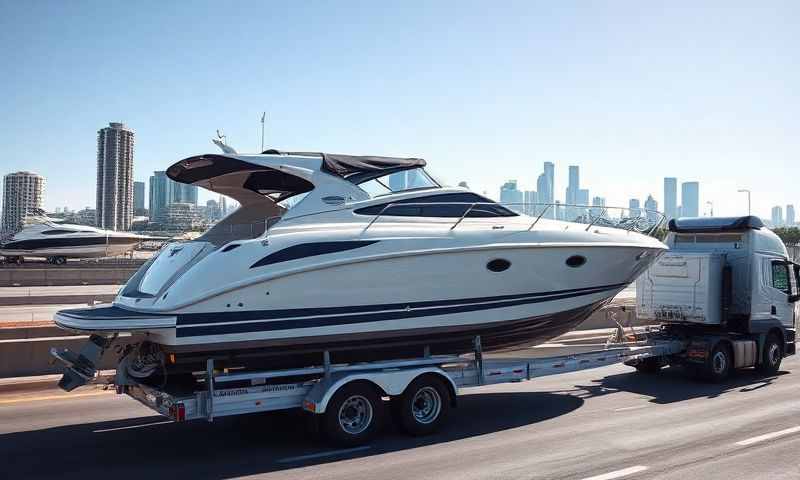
[323,382,383,447]
[394,375,451,437]
[755,333,782,375]
[634,357,662,374]
[704,343,732,383]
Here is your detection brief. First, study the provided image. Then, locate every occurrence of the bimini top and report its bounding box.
[261,150,426,182]
[668,216,765,233]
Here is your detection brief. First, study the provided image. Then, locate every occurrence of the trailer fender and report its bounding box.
[303,367,457,414]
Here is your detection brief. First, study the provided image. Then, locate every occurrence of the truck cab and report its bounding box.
[635,216,798,380]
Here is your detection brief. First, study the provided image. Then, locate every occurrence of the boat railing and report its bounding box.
[360,202,666,236]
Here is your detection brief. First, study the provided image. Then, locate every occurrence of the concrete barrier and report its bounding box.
[0,267,138,287]
[0,333,134,378]
[0,294,117,306]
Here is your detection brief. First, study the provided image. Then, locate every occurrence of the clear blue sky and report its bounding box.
[1,1,797,218]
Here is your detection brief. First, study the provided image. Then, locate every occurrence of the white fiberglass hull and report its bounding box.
[55,243,662,363]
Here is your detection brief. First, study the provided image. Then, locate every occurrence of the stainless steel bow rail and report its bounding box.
[114,334,683,445]
[359,202,666,235]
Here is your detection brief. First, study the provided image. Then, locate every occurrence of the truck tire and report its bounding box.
[323,382,383,447]
[634,357,662,374]
[394,375,451,436]
[704,343,732,383]
[755,333,782,375]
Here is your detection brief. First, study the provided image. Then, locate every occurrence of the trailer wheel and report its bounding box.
[755,333,782,375]
[394,375,451,436]
[323,382,383,447]
[704,343,732,383]
[634,357,662,374]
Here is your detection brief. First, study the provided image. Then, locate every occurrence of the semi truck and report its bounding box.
[632,216,798,381]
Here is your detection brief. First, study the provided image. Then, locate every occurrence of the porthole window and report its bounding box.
[566,255,587,268]
[487,259,511,272]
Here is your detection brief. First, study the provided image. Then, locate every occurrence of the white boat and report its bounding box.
[0,218,152,264]
[54,150,667,376]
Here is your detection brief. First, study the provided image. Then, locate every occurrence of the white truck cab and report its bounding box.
[635,216,798,380]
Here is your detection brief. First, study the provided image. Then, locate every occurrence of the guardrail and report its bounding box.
[361,202,666,236]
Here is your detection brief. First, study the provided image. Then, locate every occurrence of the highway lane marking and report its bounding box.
[735,426,800,446]
[94,420,173,433]
[0,391,109,405]
[580,466,648,480]
[614,405,648,412]
[277,446,371,464]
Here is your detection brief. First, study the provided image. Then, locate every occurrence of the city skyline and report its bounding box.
[2,3,798,219]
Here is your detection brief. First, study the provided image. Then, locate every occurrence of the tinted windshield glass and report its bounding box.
[357,168,439,197]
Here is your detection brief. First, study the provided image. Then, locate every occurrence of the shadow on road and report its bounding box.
[561,366,787,404]
[1,391,582,479]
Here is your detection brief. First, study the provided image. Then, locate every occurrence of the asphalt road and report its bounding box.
[1,355,798,480]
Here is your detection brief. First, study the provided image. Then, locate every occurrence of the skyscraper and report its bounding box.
[149,171,173,222]
[591,196,606,217]
[786,205,795,226]
[644,194,659,223]
[663,177,677,221]
[680,182,700,218]
[771,206,784,227]
[500,180,523,213]
[629,198,641,218]
[133,181,145,215]
[173,183,198,205]
[543,162,555,219]
[566,165,580,205]
[1,171,45,234]
[96,122,135,231]
[523,190,537,216]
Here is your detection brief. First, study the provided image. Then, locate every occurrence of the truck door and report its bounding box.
[767,259,794,328]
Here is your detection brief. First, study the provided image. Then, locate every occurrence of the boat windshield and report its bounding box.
[357,168,440,198]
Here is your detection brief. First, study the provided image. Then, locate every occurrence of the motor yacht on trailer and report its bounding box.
[0,218,154,264]
[52,148,667,389]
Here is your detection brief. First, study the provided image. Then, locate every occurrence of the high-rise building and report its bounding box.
[786,205,795,226]
[543,162,555,219]
[663,177,677,221]
[205,199,222,222]
[173,183,198,205]
[1,171,45,234]
[133,181,146,215]
[590,196,606,217]
[500,180,524,213]
[629,198,641,218]
[680,182,699,218]
[96,122,135,231]
[644,194,659,223]
[566,166,580,205]
[149,171,173,222]
[523,190,537,216]
[771,206,784,227]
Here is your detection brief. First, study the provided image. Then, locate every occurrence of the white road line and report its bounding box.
[93,420,173,433]
[277,446,371,464]
[581,465,649,480]
[614,405,647,412]
[735,426,800,446]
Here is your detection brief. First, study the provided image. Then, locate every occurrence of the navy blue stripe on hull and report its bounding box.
[175,282,628,327]
[176,283,624,337]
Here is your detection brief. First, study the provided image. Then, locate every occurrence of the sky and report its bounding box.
[1,1,798,219]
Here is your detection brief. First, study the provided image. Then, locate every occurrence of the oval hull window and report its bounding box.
[487,259,511,272]
[566,255,587,268]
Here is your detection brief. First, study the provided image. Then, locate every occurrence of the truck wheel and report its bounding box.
[634,357,662,374]
[755,333,782,375]
[394,375,451,436]
[704,343,732,383]
[323,382,383,447]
